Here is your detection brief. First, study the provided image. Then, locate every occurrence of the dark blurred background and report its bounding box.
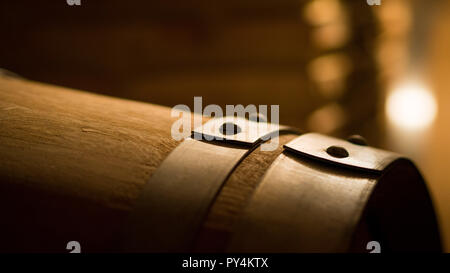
[1,0,450,250]
[0,0,380,135]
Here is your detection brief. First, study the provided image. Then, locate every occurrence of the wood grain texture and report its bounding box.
[194,134,298,251]
[0,75,207,251]
[0,76,440,253]
[0,75,297,252]
[0,76,178,210]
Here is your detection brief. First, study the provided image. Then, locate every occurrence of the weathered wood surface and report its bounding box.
[0,76,194,251]
[0,75,297,252]
[0,76,441,253]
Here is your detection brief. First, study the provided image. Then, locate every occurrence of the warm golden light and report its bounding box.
[386,82,438,131]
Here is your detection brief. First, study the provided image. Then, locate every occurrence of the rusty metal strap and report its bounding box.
[124,116,298,252]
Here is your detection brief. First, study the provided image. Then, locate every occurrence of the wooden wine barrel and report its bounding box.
[0,75,441,252]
